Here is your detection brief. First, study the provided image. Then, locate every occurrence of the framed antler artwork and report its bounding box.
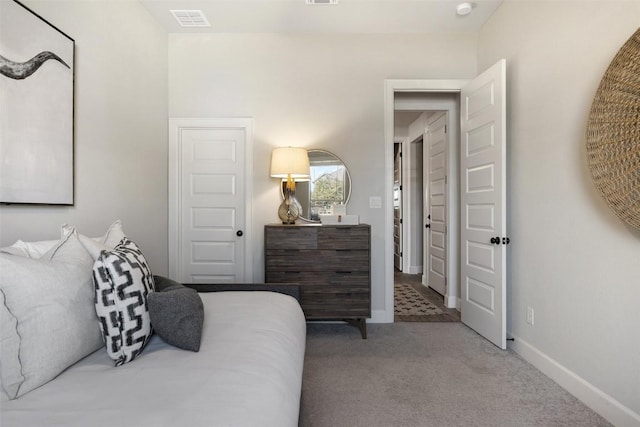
[0,0,74,205]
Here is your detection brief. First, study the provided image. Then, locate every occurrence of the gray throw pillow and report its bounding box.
[148,276,204,352]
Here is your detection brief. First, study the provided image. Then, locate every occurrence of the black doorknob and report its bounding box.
[236,230,243,237]
[490,237,500,244]
[425,224,431,229]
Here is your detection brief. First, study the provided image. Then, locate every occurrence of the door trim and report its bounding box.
[381,80,467,323]
[168,117,254,283]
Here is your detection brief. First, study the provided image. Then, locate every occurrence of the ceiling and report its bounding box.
[140,0,504,34]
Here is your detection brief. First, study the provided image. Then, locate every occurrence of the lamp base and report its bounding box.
[278,189,301,224]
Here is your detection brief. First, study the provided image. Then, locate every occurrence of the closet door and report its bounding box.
[169,118,253,284]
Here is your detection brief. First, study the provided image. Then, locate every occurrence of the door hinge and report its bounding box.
[399,185,402,191]
[400,218,403,224]
[400,251,403,257]
[444,124,448,133]
[445,175,447,184]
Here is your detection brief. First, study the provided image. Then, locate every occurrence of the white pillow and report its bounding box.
[76,220,127,260]
[93,238,155,366]
[0,239,59,258]
[0,230,103,399]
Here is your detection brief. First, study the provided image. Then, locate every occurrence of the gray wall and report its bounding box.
[168,33,478,315]
[479,1,640,418]
[0,0,169,275]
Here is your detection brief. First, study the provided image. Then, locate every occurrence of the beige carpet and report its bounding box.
[301,322,612,427]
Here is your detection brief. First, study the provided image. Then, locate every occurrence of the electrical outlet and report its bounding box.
[526,306,535,325]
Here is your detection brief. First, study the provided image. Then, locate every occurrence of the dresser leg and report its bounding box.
[345,318,367,339]
[358,318,367,339]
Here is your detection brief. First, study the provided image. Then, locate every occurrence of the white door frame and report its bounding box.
[383,80,467,322]
[168,117,254,283]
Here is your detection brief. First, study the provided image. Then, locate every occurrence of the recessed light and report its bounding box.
[456,2,473,16]
[170,10,210,27]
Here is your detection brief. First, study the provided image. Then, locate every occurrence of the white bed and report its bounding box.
[1,291,306,427]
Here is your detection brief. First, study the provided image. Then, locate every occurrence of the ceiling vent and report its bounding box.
[170,10,211,27]
[305,0,338,4]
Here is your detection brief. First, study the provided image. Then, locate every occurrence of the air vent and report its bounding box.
[170,10,211,27]
[305,0,338,4]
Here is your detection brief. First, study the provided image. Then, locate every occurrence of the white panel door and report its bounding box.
[169,119,253,284]
[425,112,447,296]
[460,60,507,349]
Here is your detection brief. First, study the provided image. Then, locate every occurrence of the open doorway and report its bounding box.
[392,92,461,309]
[393,105,460,322]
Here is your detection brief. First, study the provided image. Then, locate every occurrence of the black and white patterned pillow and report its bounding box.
[92,238,155,366]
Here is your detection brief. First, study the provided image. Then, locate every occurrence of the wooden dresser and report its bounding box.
[264,224,371,338]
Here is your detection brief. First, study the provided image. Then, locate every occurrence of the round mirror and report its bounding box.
[281,149,352,222]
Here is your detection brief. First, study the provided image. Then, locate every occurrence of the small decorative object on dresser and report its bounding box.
[265,223,371,338]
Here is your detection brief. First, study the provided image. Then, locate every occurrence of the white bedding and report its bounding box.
[1,291,306,427]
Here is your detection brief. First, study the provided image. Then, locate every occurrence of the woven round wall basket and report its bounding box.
[586,28,640,229]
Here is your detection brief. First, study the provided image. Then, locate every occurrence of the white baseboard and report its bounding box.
[510,335,640,427]
[456,297,461,311]
[406,266,423,275]
[444,293,457,309]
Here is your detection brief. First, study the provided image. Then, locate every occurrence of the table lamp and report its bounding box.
[270,147,310,224]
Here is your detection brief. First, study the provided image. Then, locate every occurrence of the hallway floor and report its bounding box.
[394,270,460,322]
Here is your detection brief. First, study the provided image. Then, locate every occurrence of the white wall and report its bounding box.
[479,1,640,423]
[0,0,169,274]
[169,33,477,314]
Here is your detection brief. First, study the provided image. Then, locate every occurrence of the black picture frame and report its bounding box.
[0,0,75,205]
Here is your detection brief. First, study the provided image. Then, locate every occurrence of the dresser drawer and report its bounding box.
[304,304,371,319]
[265,226,318,249]
[266,249,369,272]
[265,271,369,286]
[301,284,370,318]
[318,226,369,250]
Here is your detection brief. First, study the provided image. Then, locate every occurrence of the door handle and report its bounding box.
[425,224,431,229]
[236,230,243,237]
[490,236,510,245]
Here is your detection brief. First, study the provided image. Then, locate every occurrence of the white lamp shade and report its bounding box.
[270,147,310,180]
